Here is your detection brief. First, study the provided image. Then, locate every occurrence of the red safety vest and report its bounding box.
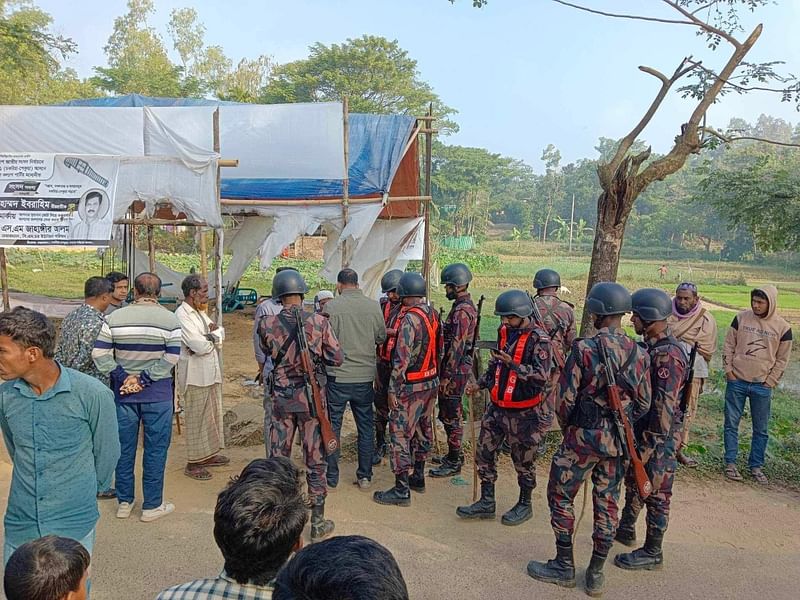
[378,301,403,362]
[404,306,440,383]
[490,327,543,409]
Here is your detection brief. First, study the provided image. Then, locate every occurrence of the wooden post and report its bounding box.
[0,248,9,311]
[213,108,223,326]
[569,193,575,253]
[421,104,433,299]
[147,225,156,272]
[341,98,350,268]
[199,228,208,279]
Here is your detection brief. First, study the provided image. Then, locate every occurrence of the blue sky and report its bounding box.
[37,0,800,171]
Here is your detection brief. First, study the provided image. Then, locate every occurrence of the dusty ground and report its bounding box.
[1,310,799,599]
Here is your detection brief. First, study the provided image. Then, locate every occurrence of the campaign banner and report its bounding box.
[0,153,119,247]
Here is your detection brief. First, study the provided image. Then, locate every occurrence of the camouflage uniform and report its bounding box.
[475,323,552,489]
[388,302,440,476]
[531,294,576,411]
[375,297,404,449]
[257,307,343,501]
[547,327,651,556]
[620,330,687,535]
[438,292,478,453]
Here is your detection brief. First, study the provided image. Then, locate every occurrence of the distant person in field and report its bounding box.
[667,282,718,468]
[658,264,668,279]
[4,535,91,600]
[722,285,792,485]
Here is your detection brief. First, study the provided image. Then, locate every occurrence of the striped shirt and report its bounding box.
[92,300,181,404]
[156,572,274,599]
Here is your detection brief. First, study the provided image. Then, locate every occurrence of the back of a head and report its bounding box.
[0,306,56,359]
[214,457,308,586]
[4,535,89,600]
[272,535,409,600]
[84,276,113,299]
[134,272,162,297]
[337,268,358,286]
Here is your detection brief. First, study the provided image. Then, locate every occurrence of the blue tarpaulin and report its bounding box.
[61,94,415,201]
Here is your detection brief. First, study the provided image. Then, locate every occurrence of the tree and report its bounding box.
[262,35,457,131]
[537,144,564,243]
[93,0,182,97]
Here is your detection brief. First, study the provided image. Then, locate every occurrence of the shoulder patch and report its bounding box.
[657,366,670,380]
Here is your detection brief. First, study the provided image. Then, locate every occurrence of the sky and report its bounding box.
[35,0,800,172]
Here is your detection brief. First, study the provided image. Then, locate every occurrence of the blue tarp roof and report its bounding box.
[61,94,415,200]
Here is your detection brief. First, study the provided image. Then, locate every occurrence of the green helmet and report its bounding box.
[494,290,533,318]
[631,288,672,321]
[533,268,561,290]
[585,282,631,316]
[271,269,308,298]
[397,272,426,298]
[380,269,404,293]
[440,263,473,286]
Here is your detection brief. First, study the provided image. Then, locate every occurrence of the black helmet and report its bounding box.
[440,263,473,286]
[585,282,631,316]
[494,290,533,318]
[533,268,561,290]
[271,269,308,298]
[397,272,426,298]
[631,288,672,321]
[380,269,404,293]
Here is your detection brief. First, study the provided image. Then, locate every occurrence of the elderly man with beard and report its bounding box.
[666,282,717,468]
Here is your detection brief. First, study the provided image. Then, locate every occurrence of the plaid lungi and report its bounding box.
[183,383,225,463]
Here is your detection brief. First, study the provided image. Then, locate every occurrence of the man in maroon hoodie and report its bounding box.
[722,285,792,485]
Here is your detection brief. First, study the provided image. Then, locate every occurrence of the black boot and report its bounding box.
[614,508,637,547]
[429,449,462,478]
[456,481,496,519]
[614,529,664,571]
[372,430,387,466]
[526,536,576,588]
[584,552,607,597]
[309,498,335,542]
[501,486,533,526]
[409,461,426,493]
[372,474,411,507]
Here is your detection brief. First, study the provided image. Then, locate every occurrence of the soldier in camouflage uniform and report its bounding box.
[257,269,344,540]
[430,263,478,478]
[373,272,440,507]
[531,268,576,405]
[456,290,552,526]
[527,282,651,597]
[374,269,405,466]
[614,288,688,572]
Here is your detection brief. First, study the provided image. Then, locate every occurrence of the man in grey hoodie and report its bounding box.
[722,285,792,484]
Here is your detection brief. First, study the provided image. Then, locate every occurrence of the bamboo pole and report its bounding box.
[0,249,9,311]
[220,195,431,208]
[147,225,156,272]
[199,228,208,279]
[213,108,223,326]
[422,104,433,299]
[341,98,350,268]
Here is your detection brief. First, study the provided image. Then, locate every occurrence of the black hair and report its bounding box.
[134,272,162,297]
[4,535,90,600]
[105,271,128,285]
[272,535,409,600]
[751,289,768,301]
[214,457,308,585]
[337,268,358,286]
[181,274,204,298]
[0,307,56,359]
[84,276,113,299]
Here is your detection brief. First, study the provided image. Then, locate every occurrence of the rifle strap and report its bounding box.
[595,336,639,394]
[273,313,299,371]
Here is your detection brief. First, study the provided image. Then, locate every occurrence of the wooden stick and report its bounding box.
[199,228,208,280]
[0,248,9,311]
[147,226,156,272]
[470,390,479,502]
[213,108,223,326]
[341,98,350,268]
[220,195,431,207]
[422,104,433,299]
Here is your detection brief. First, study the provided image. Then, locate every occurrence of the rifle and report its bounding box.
[598,339,652,499]
[679,343,698,414]
[292,306,339,456]
[467,295,485,501]
[530,295,565,370]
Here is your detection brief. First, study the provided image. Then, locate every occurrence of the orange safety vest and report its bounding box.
[404,306,440,383]
[490,327,543,409]
[378,301,403,362]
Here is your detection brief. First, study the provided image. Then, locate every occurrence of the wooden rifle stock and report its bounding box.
[293,307,339,456]
[599,341,652,499]
[468,295,485,502]
[679,342,698,414]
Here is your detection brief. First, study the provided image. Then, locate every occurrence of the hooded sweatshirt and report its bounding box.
[722,285,792,387]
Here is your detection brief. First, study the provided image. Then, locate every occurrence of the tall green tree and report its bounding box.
[262,35,457,131]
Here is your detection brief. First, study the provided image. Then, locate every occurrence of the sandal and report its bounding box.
[677,451,699,468]
[750,469,769,485]
[197,454,230,467]
[184,464,212,480]
[724,464,743,482]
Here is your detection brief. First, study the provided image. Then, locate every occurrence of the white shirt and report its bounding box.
[175,302,224,391]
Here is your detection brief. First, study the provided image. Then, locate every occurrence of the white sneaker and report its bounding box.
[140,502,175,523]
[116,502,133,519]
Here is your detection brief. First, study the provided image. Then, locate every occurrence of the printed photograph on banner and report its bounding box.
[0,153,120,247]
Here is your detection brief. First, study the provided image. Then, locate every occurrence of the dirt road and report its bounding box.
[0,311,797,599]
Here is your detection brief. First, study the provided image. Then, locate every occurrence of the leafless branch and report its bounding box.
[700,126,800,148]
[690,1,720,17]
[550,0,693,26]
[662,0,741,48]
